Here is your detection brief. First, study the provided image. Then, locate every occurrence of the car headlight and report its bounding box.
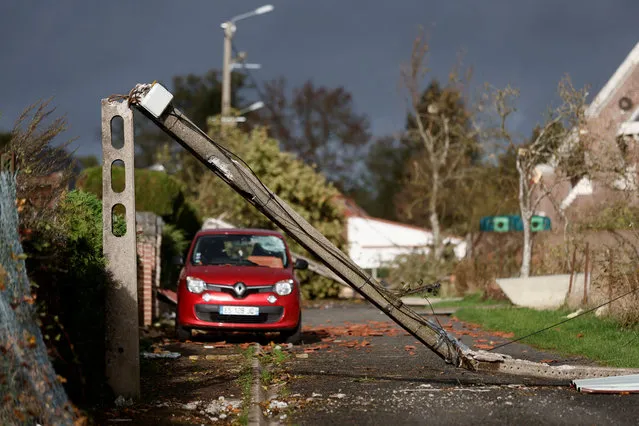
[274,279,294,296]
[186,276,206,294]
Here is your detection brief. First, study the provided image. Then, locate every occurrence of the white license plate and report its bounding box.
[220,306,259,316]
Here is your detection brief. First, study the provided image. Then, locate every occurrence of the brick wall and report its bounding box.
[136,212,164,327]
[136,241,154,326]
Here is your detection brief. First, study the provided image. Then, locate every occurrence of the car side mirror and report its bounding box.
[293,259,308,271]
[172,255,184,266]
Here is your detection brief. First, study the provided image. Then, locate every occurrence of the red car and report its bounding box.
[174,228,307,343]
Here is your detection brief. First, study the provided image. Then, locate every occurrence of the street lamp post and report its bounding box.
[209,101,264,126]
[220,4,273,124]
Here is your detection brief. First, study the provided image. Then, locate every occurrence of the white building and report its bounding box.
[336,196,467,272]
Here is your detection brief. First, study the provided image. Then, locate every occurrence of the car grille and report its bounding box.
[195,304,284,324]
[206,284,273,299]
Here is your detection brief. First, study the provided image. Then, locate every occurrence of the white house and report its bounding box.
[337,196,467,272]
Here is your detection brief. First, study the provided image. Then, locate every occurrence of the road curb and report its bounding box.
[248,344,265,426]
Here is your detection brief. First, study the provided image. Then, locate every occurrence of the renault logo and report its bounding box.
[233,282,247,297]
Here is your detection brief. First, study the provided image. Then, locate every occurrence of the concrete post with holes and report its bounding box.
[102,99,140,399]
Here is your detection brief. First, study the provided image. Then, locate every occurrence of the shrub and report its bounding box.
[22,190,124,405]
[385,249,457,295]
[4,100,75,229]
[579,202,639,231]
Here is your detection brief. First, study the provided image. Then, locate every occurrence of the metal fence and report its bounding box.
[0,172,74,425]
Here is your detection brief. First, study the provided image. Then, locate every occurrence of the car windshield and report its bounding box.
[191,234,289,268]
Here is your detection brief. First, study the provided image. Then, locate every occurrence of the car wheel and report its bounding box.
[280,314,302,345]
[175,322,192,341]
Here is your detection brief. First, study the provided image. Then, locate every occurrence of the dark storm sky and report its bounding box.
[1,0,637,157]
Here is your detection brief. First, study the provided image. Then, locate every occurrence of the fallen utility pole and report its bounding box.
[121,83,638,381]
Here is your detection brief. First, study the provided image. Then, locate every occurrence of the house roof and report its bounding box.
[332,194,371,218]
[586,42,639,119]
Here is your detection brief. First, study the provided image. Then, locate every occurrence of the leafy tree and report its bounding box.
[257,78,371,191]
[196,122,346,299]
[351,135,416,220]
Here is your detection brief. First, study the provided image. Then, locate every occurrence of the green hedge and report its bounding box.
[77,166,201,239]
[23,190,125,404]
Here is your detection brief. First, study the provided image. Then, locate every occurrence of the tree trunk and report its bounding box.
[465,232,474,259]
[517,157,532,278]
[430,171,442,260]
[520,213,532,277]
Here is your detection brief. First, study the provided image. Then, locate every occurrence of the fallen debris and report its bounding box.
[572,374,639,394]
[566,308,585,319]
[182,400,201,410]
[114,395,133,407]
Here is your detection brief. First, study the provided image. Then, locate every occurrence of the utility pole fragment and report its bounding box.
[101,100,140,399]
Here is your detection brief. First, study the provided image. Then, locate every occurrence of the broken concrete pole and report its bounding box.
[136,104,474,369]
[102,100,140,399]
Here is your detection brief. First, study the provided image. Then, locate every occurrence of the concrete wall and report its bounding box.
[496,273,590,310]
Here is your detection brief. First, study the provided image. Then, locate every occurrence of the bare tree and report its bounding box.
[492,77,589,277]
[400,30,479,260]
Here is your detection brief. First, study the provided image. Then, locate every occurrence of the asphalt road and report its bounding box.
[278,300,639,426]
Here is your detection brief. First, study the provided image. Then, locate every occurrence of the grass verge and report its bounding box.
[430,292,511,309]
[455,306,639,368]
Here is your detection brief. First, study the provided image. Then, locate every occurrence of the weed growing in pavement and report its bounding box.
[236,346,257,425]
